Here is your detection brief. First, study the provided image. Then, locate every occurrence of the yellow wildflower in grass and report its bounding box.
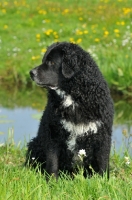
[76,38,82,44]
[76,29,83,35]
[114,29,120,33]
[121,21,125,25]
[95,38,100,42]
[62,9,69,14]
[79,17,83,21]
[2,9,6,13]
[104,30,109,37]
[3,25,8,29]
[31,56,40,61]
[123,8,131,15]
[53,32,59,39]
[44,29,53,36]
[116,21,125,26]
[41,48,46,53]
[36,34,41,39]
[83,30,88,34]
[69,38,75,43]
[38,10,47,15]
[42,19,50,23]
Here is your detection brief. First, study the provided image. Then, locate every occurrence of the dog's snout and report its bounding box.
[30,70,36,80]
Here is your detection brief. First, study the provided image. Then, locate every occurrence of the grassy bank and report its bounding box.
[0,138,132,200]
[0,0,132,95]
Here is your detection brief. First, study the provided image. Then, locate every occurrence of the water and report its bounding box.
[0,106,132,153]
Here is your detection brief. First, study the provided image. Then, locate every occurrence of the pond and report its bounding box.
[0,86,132,155]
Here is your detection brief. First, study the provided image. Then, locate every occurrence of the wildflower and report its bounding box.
[38,10,47,15]
[2,9,6,13]
[123,8,131,15]
[78,149,86,161]
[121,21,125,25]
[79,17,83,21]
[104,31,109,36]
[76,29,83,35]
[62,9,69,14]
[31,55,40,60]
[69,38,75,43]
[41,48,46,53]
[44,29,53,36]
[76,38,82,44]
[124,156,130,165]
[4,25,8,29]
[114,29,120,33]
[32,157,35,160]
[36,34,41,39]
[84,30,88,34]
[94,38,100,42]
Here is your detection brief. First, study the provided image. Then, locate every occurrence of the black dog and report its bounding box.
[25,42,114,179]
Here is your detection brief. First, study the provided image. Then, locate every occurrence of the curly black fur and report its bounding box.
[25,42,114,179]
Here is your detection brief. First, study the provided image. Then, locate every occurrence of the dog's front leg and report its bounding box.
[46,145,59,180]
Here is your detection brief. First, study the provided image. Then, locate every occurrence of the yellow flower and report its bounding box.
[95,38,100,42]
[62,9,69,14]
[41,48,46,53]
[31,56,40,60]
[31,56,36,60]
[123,8,131,15]
[4,25,8,29]
[76,38,82,44]
[38,10,47,15]
[104,31,109,36]
[2,9,6,13]
[83,30,88,34]
[44,29,53,36]
[79,17,83,21]
[76,29,83,35]
[36,34,41,38]
[121,21,125,25]
[114,29,120,33]
[53,32,59,39]
[69,38,75,43]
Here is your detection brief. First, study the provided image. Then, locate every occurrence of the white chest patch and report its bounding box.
[63,95,75,108]
[61,119,102,151]
[56,89,76,109]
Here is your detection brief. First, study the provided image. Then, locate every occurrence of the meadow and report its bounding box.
[0,0,132,95]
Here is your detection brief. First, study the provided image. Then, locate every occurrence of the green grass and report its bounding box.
[0,132,132,200]
[0,145,132,200]
[0,0,132,95]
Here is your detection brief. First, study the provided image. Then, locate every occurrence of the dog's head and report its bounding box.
[30,42,82,90]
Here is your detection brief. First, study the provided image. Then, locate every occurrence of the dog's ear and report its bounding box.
[62,51,78,79]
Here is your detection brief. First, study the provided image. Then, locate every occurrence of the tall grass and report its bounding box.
[0,0,132,95]
[0,130,132,200]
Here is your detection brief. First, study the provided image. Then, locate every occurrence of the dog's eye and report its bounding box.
[48,61,54,65]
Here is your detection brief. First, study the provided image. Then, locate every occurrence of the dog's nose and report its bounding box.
[30,70,35,80]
